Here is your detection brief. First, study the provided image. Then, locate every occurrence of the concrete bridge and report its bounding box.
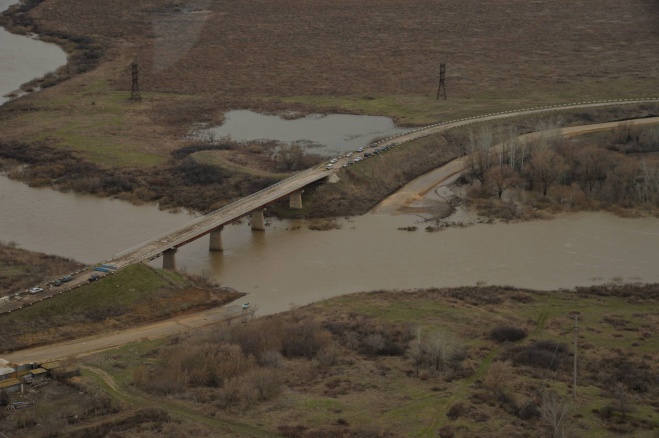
[110,166,333,270]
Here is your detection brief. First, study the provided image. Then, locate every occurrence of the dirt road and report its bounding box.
[3,302,248,364]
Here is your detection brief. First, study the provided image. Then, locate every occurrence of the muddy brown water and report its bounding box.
[2,174,659,315]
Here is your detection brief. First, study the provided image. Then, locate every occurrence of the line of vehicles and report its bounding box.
[325,142,399,170]
[24,264,117,295]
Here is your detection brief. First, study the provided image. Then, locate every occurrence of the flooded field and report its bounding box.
[196,110,407,155]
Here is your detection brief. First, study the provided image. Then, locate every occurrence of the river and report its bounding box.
[2,173,658,315]
[0,5,658,316]
[0,0,67,104]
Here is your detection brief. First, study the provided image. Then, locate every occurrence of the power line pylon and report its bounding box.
[130,62,141,101]
[436,63,446,100]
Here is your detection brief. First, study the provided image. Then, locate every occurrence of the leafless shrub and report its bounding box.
[446,402,467,420]
[316,346,339,367]
[484,361,513,392]
[243,368,283,401]
[513,341,570,370]
[490,326,528,343]
[540,391,570,438]
[281,318,331,359]
[260,349,284,369]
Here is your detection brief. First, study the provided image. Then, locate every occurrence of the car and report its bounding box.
[28,287,43,294]
[356,147,364,153]
[370,143,378,148]
[329,158,338,164]
[354,157,362,162]
[241,303,250,309]
[61,275,73,282]
[346,152,353,157]
[53,280,62,286]
[325,164,334,170]
[364,152,372,158]
[89,274,100,282]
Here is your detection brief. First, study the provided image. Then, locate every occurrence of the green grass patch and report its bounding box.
[1,264,188,323]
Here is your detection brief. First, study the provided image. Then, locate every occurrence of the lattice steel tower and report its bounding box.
[436,63,446,100]
[130,62,141,101]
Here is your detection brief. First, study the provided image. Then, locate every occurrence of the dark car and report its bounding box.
[89,274,100,282]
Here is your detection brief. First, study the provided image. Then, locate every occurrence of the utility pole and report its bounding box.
[573,313,578,399]
[130,62,141,101]
[436,63,446,100]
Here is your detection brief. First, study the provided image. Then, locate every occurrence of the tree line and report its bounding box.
[463,120,659,208]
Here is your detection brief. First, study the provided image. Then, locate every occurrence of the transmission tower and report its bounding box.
[436,63,446,100]
[130,62,141,101]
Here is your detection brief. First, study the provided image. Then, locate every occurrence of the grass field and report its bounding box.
[5,283,650,437]
[1,0,658,169]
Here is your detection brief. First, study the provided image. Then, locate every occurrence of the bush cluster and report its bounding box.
[490,325,527,343]
[512,341,570,370]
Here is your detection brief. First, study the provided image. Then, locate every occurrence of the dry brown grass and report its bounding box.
[2,0,659,153]
[69,283,659,437]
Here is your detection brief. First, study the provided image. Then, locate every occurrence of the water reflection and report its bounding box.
[196,110,407,155]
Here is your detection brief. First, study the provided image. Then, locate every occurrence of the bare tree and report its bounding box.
[484,360,513,393]
[506,126,521,171]
[407,340,423,377]
[466,126,495,185]
[529,149,568,196]
[277,142,304,171]
[423,330,459,372]
[635,159,659,204]
[612,382,633,420]
[540,391,569,438]
[486,164,519,199]
[574,145,610,194]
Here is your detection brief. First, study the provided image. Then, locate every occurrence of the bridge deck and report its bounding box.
[110,167,329,267]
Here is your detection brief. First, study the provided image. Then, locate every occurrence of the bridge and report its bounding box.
[106,97,659,270]
[109,165,333,270]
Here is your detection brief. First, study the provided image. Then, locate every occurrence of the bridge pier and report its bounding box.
[209,226,224,251]
[251,209,265,231]
[289,190,303,209]
[162,248,177,270]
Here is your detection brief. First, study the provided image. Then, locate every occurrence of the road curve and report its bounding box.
[373,115,659,214]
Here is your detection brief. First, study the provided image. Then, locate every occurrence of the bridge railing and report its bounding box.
[111,165,327,261]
